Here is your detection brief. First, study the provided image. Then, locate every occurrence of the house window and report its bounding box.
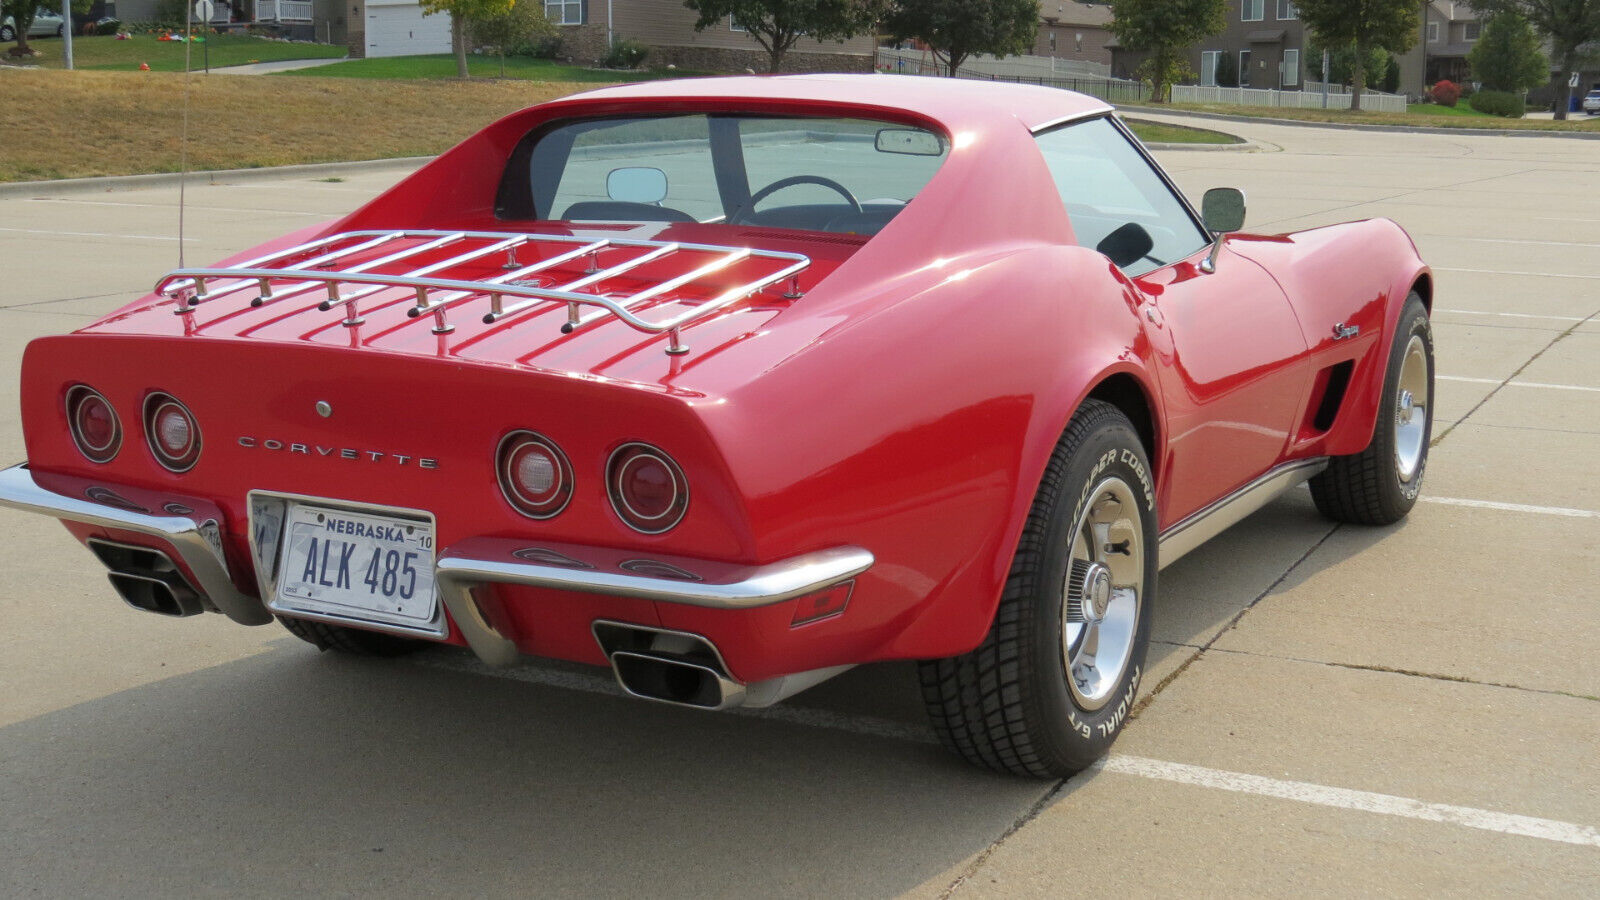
[1049,31,1056,52]
[1282,48,1300,87]
[1242,0,1263,22]
[1464,22,1480,41]
[1427,21,1438,42]
[729,15,746,31]
[1239,49,1252,86]
[545,0,583,26]
[1201,50,1221,87]
[1277,0,1297,19]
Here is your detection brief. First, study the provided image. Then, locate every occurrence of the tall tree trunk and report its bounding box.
[1351,39,1367,111]
[453,16,469,80]
[1556,47,1577,121]
[769,47,783,73]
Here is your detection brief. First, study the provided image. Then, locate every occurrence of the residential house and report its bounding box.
[1110,0,1486,101]
[557,0,875,72]
[1033,1,1115,68]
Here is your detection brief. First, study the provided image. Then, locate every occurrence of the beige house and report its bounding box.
[1032,1,1115,68]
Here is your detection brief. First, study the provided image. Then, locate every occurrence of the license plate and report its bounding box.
[276,503,437,628]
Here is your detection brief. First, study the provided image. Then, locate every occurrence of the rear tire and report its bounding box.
[1311,293,1432,525]
[278,616,425,656]
[0,25,15,41]
[918,400,1157,777]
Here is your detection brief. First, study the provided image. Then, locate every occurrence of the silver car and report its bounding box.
[1,7,64,41]
[1583,90,1600,115]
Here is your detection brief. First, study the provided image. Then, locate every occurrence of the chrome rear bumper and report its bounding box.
[0,464,874,667]
[0,464,271,625]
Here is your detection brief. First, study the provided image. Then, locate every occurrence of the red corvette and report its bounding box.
[0,76,1433,776]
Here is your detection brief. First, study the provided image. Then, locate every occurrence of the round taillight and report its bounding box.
[607,443,688,534]
[497,431,572,519]
[143,393,201,472]
[67,386,121,463]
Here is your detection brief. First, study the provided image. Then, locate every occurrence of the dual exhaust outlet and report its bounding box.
[87,538,208,618]
[592,620,850,711]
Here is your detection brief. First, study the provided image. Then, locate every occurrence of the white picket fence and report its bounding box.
[1172,84,1407,113]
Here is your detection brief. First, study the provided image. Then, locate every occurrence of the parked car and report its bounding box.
[1583,89,1600,115]
[0,7,64,40]
[0,76,1433,777]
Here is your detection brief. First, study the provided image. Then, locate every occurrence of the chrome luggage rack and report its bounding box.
[155,229,811,355]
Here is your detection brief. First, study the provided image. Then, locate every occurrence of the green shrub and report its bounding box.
[513,34,562,58]
[1469,89,1525,118]
[95,18,122,35]
[604,38,649,69]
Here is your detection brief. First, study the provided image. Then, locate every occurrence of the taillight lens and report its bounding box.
[607,443,688,534]
[143,393,201,472]
[497,431,572,519]
[67,386,121,463]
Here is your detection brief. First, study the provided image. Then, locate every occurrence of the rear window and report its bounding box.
[497,114,948,236]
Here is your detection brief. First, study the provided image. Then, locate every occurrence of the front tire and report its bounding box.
[1311,293,1432,525]
[919,400,1157,777]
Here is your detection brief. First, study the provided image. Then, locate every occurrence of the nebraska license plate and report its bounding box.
[276,502,438,630]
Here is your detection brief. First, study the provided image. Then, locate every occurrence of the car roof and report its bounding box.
[546,74,1113,134]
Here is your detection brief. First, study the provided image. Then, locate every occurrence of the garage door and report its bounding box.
[366,2,452,58]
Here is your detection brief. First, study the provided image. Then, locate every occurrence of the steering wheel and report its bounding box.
[729,175,862,224]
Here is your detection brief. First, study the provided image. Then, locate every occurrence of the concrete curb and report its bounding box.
[1115,103,1600,141]
[0,156,434,199]
[1141,139,1265,152]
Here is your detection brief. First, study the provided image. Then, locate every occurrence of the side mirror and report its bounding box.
[607,167,668,205]
[1201,187,1246,234]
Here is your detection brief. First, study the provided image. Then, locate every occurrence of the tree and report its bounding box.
[1468,11,1549,92]
[420,0,514,79]
[1214,49,1238,87]
[466,0,557,76]
[1470,1,1600,119]
[1295,0,1420,110]
[1306,38,1388,88]
[1110,0,1225,103]
[884,0,1037,77]
[685,0,883,73]
[3,0,89,57]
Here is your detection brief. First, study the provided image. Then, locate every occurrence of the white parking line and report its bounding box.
[416,651,1600,848]
[1436,308,1587,323]
[1434,267,1600,280]
[1422,496,1599,518]
[1097,756,1600,849]
[24,198,329,217]
[0,226,194,242]
[1438,375,1600,393]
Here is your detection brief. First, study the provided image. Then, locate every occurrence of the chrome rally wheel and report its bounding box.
[1062,478,1145,710]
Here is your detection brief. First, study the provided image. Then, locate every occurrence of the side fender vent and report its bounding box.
[1311,360,1356,433]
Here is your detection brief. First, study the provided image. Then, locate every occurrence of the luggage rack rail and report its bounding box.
[155,229,810,355]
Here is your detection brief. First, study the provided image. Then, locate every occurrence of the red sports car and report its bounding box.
[0,76,1433,777]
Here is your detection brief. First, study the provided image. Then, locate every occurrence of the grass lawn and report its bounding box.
[12,33,347,72]
[281,53,694,82]
[1123,118,1242,144]
[1153,100,1600,132]
[0,68,582,181]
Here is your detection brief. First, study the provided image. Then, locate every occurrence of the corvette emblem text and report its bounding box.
[236,436,438,469]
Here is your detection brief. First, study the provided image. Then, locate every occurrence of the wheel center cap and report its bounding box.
[1082,563,1112,623]
[1398,390,1415,425]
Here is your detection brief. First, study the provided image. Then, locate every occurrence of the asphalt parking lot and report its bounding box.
[0,115,1596,896]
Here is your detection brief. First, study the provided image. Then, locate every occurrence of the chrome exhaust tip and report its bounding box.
[89,538,207,618]
[593,621,745,710]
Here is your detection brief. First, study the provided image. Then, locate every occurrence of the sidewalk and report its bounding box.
[207,57,346,75]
